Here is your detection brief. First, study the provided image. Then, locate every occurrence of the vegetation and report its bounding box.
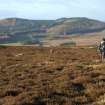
[0,17,105,45]
[0,46,105,105]
[60,41,76,46]
[47,17,105,35]
[0,18,55,35]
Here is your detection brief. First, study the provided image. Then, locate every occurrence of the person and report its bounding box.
[99,38,105,61]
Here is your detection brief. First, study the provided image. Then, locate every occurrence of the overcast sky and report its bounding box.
[0,0,105,21]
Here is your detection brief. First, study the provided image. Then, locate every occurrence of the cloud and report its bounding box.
[0,0,105,21]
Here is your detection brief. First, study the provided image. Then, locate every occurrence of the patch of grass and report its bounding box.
[75,63,85,70]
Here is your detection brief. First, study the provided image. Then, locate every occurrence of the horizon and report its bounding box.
[0,17,105,22]
[0,0,105,21]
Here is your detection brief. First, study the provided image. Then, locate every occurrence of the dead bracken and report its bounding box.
[0,46,105,105]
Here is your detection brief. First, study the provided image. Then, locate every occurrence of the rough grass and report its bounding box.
[0,46,105,105]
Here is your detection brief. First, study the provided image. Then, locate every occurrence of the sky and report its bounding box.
[0,0,105,21]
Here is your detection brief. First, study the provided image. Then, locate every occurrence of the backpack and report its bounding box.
[100,41,105,51]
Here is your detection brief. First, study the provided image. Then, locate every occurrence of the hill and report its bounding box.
[47,17,105,35]
[0,18,55,44]
[0,46,105,105]
[0,17,105,36]
[0,18,54,35]
[0,17,105,45]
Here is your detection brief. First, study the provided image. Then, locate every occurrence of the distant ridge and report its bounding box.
[0,17,105,35]
[47,17,105,35]
[0,17,105,45]
[0,18,54,34]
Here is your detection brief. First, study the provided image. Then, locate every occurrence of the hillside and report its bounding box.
[0,18,54,35]
[47,17,105,35]
[0,17,105,45]
[0,46,105,105]
[0,17,105,36]
[70,30,105,45]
